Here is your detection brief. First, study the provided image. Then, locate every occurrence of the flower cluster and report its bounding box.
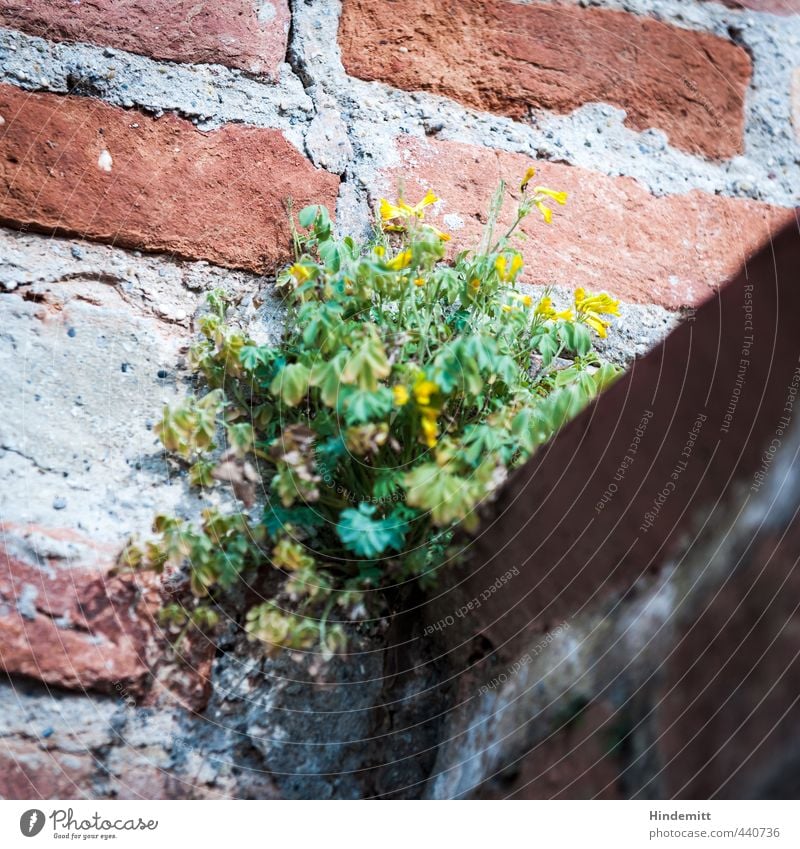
[124,178,622,656]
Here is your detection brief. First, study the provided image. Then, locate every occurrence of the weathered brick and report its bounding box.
[0,538,215,709]
[0,740,96,799]
[375,136,792,308]
[0,543,151,692]
[0,0,290,78]
[340,0,751,159]
[0,84,339,272]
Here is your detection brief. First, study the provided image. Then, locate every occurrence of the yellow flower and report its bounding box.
[534,201,553,224]
[413,377,439,407]
[574,288,620,338]
[501,304,514,313]
[420,415,438,448]
[379,190,438,224]
[519,294,533,307]
[379,197,412,222]
[374,245,385,257]
[379,191,449,240]
[289,263,311,283]
[386,249,413,271]
[469,277,480,292]
[574,288,620,316]
[535,296,556,319]
[494,253,523,282]
[393,385,410,406]
[535,296,574,321]
[584,315,609,337]
[534,187,568,206]
[414,277,425,287]
[409,190,439,217]
[520,166,536,191]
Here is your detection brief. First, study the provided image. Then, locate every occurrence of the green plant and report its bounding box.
[122,171,621,656]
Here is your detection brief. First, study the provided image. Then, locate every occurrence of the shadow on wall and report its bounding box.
[419,215,800,799]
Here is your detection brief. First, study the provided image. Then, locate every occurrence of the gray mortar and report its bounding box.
[0,29,312,151]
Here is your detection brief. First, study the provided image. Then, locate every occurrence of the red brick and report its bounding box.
[340,0,751,159]
[0,740,95,799]
[0,540,149,692]
[374,136,792,308]
[0,529,213,708]
[0,84,339,272]
[0,0,290,78]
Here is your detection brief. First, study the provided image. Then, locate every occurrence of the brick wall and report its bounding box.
[0,0,798,799]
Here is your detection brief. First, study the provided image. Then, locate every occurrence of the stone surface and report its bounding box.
[0,84,339,272]
[0,0,290,78]
[339,0,751,159]
[374,136,793,308]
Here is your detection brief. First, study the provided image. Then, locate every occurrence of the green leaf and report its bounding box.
[226,422,255,455]
[461,423,510,467]
[298,205,319,228]
[309,353,347,407]
[558,321,592,357]
[263,504,325,539]
[270,363,310,406]
[592,362,621,392]
[239,345,271,372]
[432,343,483,396]
[300,303,344,354]
[536,329,560,367]
[403,463,480,527]
[342,387,393,425]
[340,333,390,390]
[336,503,407,559]
[372,470,403,503]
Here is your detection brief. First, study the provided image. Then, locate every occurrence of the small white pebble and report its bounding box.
[97,149,113,172]
[0,115,5,126]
